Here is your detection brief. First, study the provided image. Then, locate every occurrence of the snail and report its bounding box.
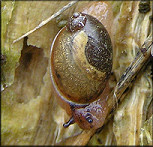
[50,12,113,130]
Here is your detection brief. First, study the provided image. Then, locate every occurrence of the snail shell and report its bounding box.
[50,12,112,105]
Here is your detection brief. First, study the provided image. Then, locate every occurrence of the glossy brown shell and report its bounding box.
[50,13,112,104]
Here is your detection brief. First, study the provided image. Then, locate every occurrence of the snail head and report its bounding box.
[63,98,108,130]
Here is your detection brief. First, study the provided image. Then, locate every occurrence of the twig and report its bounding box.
[13,1,78,43]
[106,35,152,122]
[113,35,152,102]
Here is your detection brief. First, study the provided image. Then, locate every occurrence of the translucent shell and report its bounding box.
[50,12,112,104]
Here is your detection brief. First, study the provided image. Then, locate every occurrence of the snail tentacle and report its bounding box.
[63,117,75,128]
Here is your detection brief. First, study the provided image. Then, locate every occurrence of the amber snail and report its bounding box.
[50,12,113,130]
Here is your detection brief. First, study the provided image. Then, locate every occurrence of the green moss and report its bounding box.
[140,115,153,145]
[1,1,15,85]
[110,1,123,17]
[1,1,25,87]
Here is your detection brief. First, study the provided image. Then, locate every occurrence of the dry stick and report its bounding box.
[13,1,78,44]
[105,36,152,127]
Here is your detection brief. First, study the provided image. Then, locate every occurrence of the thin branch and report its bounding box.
[13,1,78,43]
[106,35,152,123]
[113,35,152,102]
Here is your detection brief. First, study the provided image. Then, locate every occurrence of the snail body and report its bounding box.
[50,12,113,129]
